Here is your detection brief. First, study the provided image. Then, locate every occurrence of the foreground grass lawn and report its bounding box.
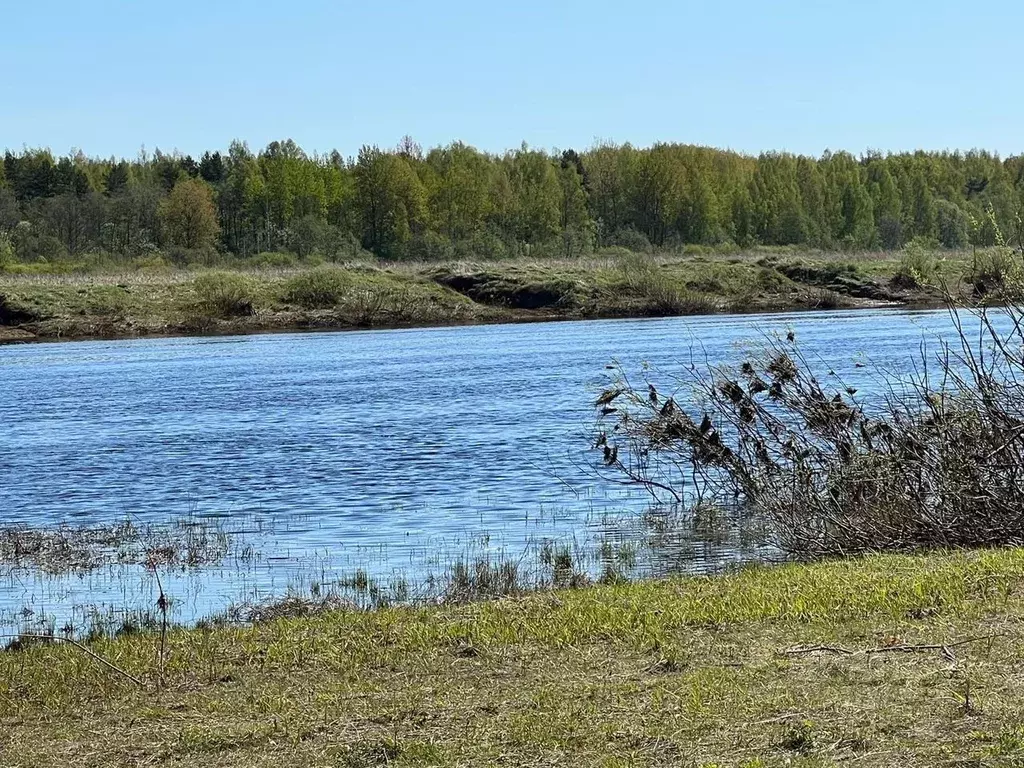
[4,550,1024,766]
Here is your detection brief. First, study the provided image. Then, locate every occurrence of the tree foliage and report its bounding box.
[159,178,220,250]
[2,139,1024,261]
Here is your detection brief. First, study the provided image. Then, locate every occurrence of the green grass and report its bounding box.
[0,264,481,339]
[0,248,975,342]
[4,549,1024,766]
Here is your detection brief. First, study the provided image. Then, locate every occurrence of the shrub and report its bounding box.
[597,305,1024,557]
[165,246,218,267]
[808,288,842,309]
[283,267,352,308]
[250,251,298,269]
[454,228,510,261]
[645,284,719,316]
[322,230,375,262]
[877,216,903,251]
[192,272,259,317]
[133,255,171,272]
[0,233,14,271]
[892,239,941,288]
[684,244,716,257]
[403,231,455,262]
[341,287,390,326]
[560,224,596,259]
[969,247,1022,297]
[11,221,65,262]
[286,215,328,259]
[615,252,718,315]
[596,246,635,259]
[970,204,1004,247]
[617,252,660,292]
[775,260,857,286]
[607,227,652,253]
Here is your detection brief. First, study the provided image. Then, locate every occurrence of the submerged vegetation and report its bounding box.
[0,500,762,642]
[0,517,233,575]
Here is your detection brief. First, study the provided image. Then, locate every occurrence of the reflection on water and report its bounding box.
[0,308,963,628]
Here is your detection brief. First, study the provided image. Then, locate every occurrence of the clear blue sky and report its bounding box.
[1,0,1018,159]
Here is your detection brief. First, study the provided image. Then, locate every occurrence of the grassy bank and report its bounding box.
[3,549,1024,766]
[0,248,960,343]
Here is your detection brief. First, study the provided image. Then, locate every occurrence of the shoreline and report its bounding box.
[0,295,942,346]
[3,548,1023,765]
[0,250,957,345]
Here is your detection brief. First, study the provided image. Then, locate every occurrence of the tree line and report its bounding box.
[2,138,1023,263]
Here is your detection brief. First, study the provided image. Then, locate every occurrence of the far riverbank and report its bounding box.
[0,249,953,344]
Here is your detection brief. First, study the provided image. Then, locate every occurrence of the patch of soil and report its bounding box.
[774,262,907,302]
[0,326,35,342]
[432,271,578,309]
[0,294,40,325]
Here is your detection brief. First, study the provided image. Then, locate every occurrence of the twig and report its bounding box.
[0,634,146,688]
[780,635,996,659]
[749,712,812,727]
[523,457,580,499]
[780,644,854,656]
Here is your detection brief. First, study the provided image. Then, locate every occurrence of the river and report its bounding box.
[0,307,963,631]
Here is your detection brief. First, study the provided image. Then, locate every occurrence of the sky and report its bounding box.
[1,0,1019,160]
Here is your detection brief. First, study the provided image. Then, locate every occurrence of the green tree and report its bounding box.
[583,142,636,244]
[105,162,130,196]
[557,161,593,257]
[906,166,937,241]
[219,141,260,254]
[42,192,104,255]
[677,161,721,244]
[353,146,426,257]
[0,231,14,269]
[935,199,969,248]
[159,178,220,250]
[629,145,687,246]
[199,152,226,184]
[105,180,162,255]
[55,155,93,196]
[749,153,806,245]
[426,142,493,241]
[840,183,875,247]
[504,145,561,246]
[0,188,20,231]
[4,150,57,200]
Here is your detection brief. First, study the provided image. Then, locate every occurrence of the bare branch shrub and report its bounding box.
[596,304,1024,557]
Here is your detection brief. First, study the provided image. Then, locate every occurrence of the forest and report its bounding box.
[2,138,1023,266]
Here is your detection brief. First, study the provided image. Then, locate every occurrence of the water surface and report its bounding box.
[0,308,963,627]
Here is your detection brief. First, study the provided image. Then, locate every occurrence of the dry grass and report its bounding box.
[0,248,965,342]
[4,549,1024,766]
[0,263,481,339]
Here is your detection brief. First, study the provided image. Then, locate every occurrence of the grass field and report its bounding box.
[0,248,960,342]
[3,549,1024,766]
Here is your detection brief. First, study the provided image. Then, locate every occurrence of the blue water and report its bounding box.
[0,308,964,627]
